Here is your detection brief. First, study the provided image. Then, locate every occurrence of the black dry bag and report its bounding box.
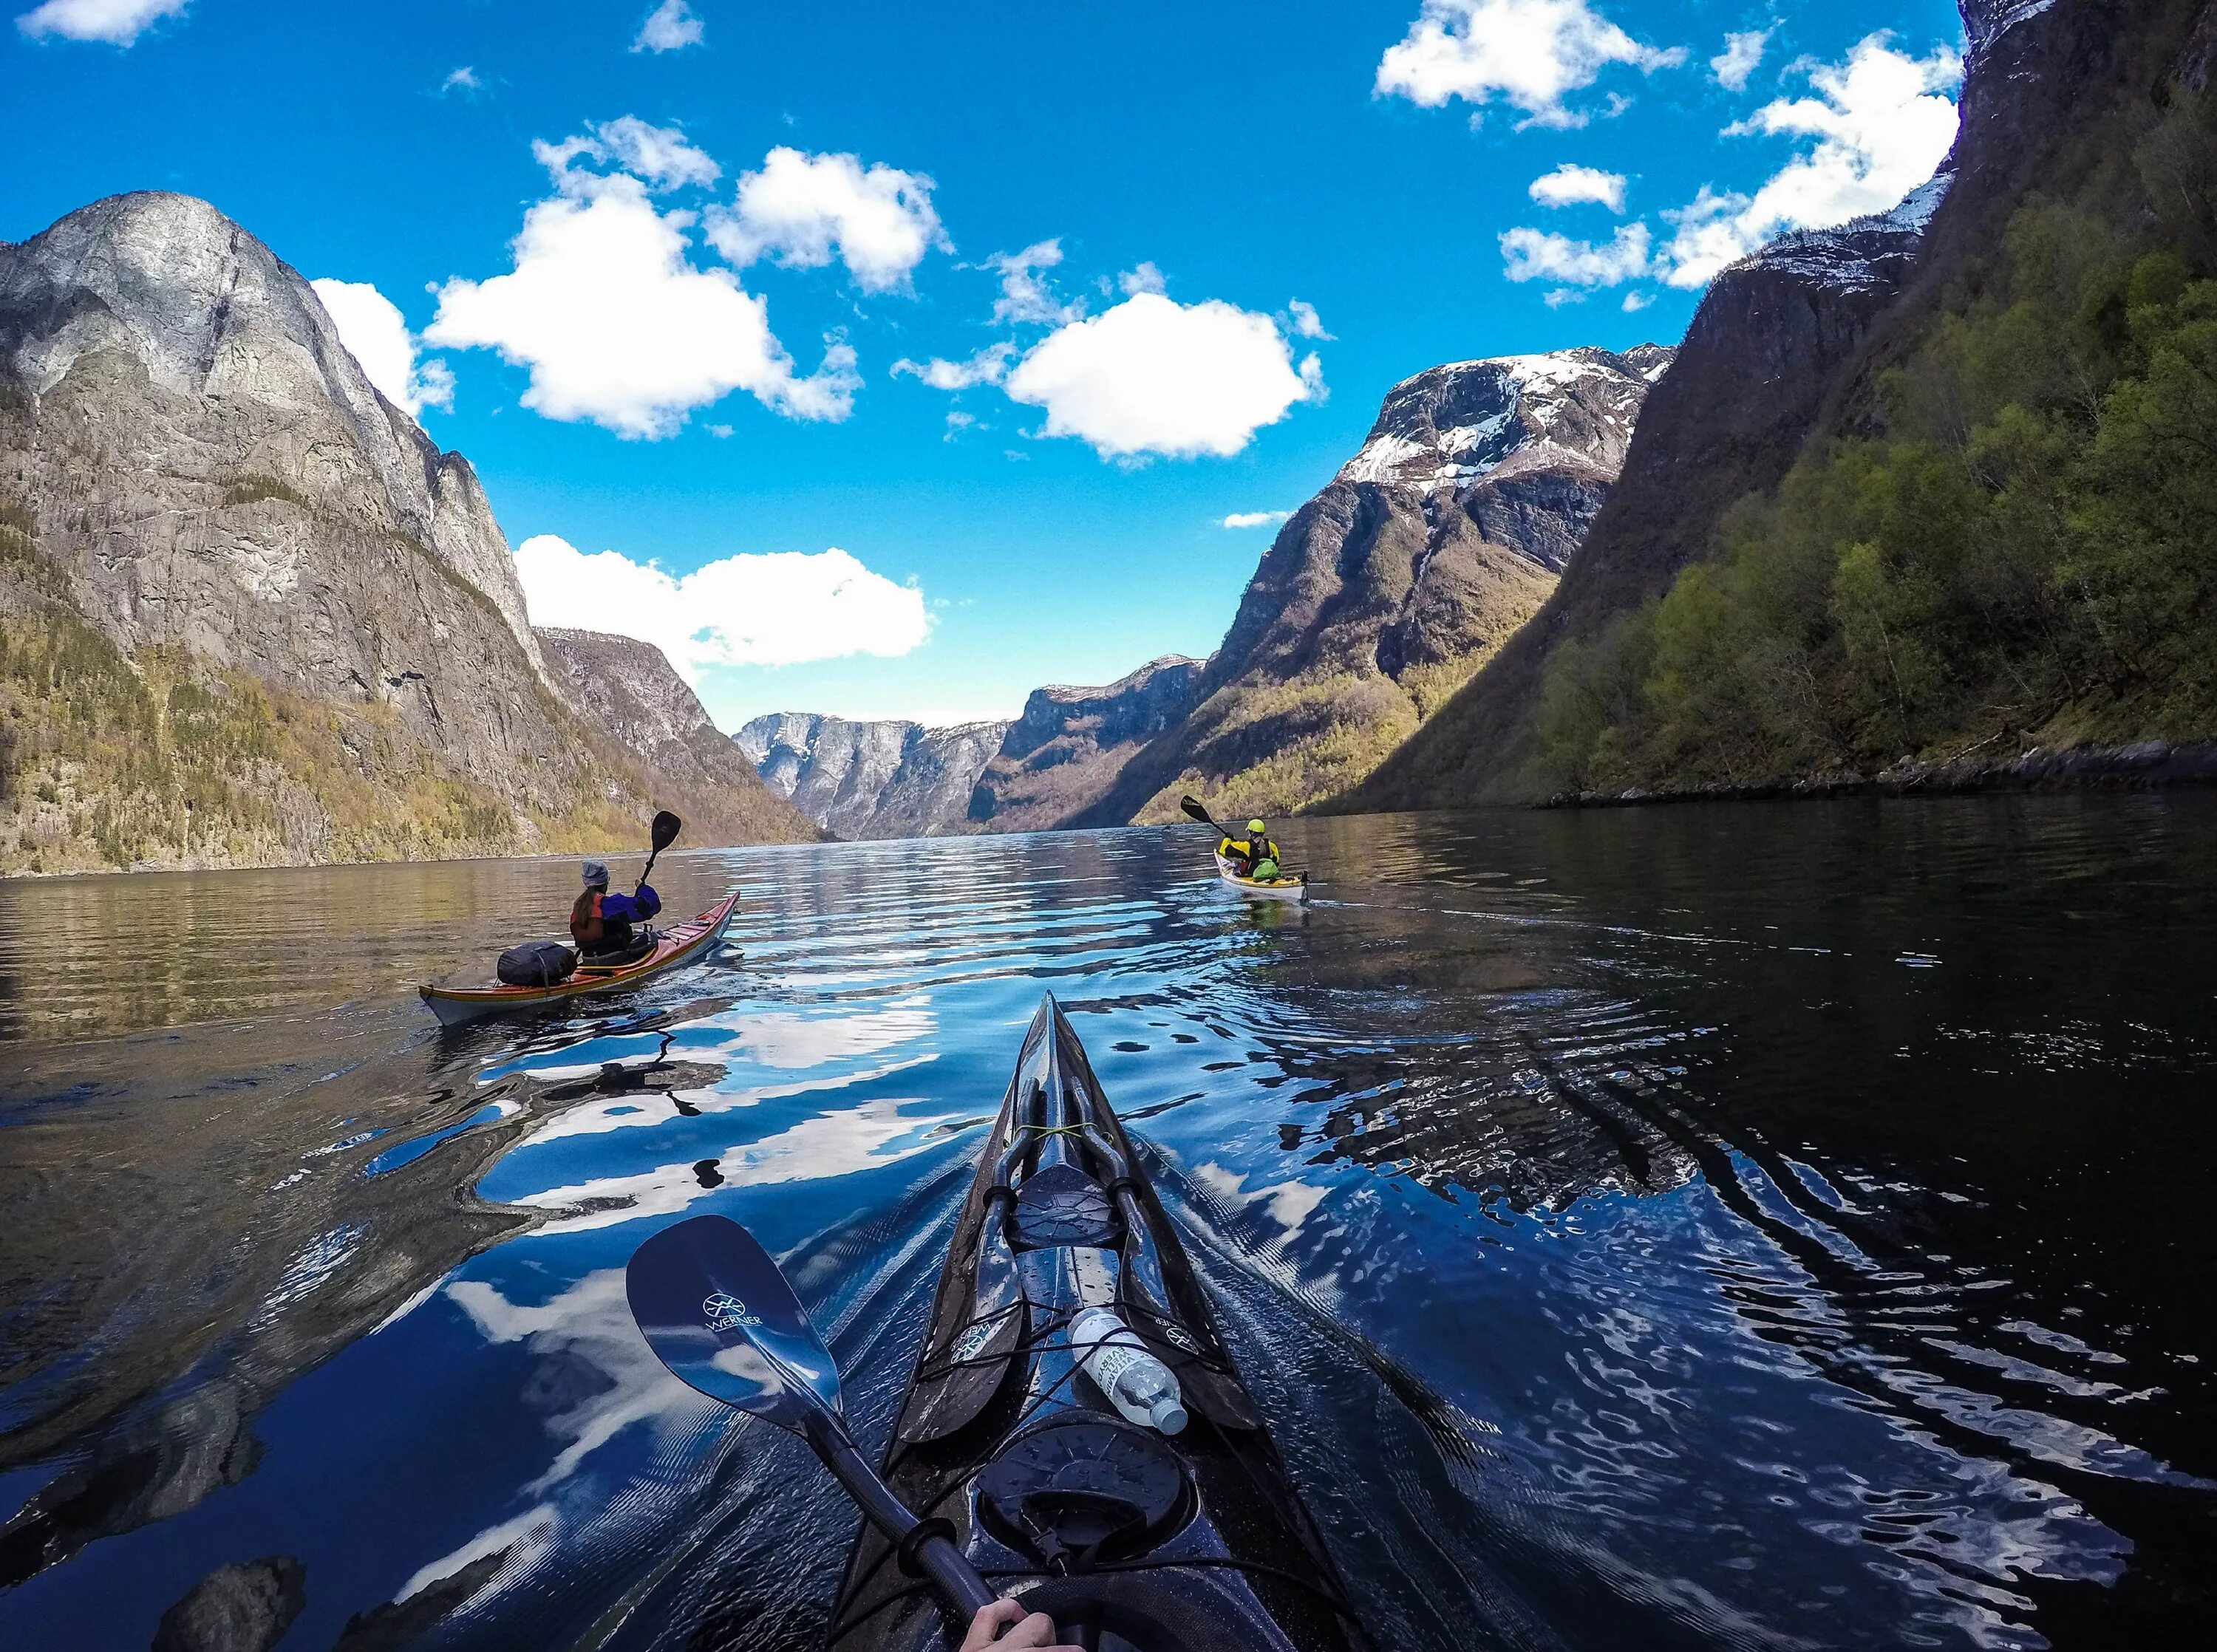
[497,940,577,987]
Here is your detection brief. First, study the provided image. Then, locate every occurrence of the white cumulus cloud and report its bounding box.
[706,147,948,294]
[1002,293,1322,461]
[1287,299,1332,339]
[1376,0,1686,129]
[1529,162,1627,211]
[16,0,183,44]
[310,279,454,418]
[440,66,483,96]
[514,535,930,677]
[1660,34,1961,288]
[1500,221,1651,286]
[1711,27,1771,92]
[1222,511,1291,529]
[426,138,857,438]
[632,0,703,54]
[989,240,1084,327]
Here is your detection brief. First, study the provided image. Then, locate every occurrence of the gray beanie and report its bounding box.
[581,860,610,888]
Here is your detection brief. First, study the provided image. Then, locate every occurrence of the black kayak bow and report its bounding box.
[626,1216,995,1624]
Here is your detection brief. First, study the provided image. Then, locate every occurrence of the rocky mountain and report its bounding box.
[735,652,1210,838]
[0,191,812,872]
[1349,0,2214,808]
[969,654,1208,831]
[736,713,1010,839]
[1072,346,1672,825]
[535,628,817,842]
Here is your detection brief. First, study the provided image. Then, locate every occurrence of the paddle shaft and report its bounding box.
[805,1413,996,1619]
[1180,795,1233,837]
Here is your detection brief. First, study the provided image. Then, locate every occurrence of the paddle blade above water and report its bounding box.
[1179,796,1217,827]
[626,1214,841,1428]
[650,810,683,853]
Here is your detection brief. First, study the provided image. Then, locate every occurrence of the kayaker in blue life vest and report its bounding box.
[961,1600,1080,1651]
[1219,819,1282,881]
[570,860,661,957]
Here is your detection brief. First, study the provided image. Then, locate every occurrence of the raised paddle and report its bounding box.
[635,809,681,893]
[626,1215,997,1624]
[1179,794,1231,834]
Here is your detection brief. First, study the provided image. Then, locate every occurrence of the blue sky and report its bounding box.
[4,0,1966,728]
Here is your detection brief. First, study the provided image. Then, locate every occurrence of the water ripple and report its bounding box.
[1,799,2213,1648]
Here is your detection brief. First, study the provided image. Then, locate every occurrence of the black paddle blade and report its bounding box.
[650,810,683,852]
[1179,796,1215,825]
[626,1215,841,1429]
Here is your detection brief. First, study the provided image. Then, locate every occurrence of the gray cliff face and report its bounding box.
[736,714,1010,840]
[970,655,1209,831]
[0,191,539,666]
[1077,347,1672,824]
[0,191,817,868]
[535,628,818,844]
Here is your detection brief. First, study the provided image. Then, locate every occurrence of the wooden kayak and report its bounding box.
[1213,851,1309,904]
[418,892,740,1026]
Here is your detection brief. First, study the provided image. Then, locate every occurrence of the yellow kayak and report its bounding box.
[1213,851,1309,904]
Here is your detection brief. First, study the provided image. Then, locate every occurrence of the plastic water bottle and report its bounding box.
[1070,1306,1188,1434]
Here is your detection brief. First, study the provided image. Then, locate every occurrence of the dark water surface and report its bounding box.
[1,802,2212,1651]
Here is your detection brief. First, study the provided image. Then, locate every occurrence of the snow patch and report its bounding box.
[1966,0,2056,62]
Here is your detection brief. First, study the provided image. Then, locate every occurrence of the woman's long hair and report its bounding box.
[571,884,602,932]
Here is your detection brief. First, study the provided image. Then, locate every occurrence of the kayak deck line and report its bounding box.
[417,892,740,1025]
[828,993,1366,1651]
[1213,850,1310,904]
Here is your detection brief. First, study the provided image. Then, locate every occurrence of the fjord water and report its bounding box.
[1,802,2212,1652]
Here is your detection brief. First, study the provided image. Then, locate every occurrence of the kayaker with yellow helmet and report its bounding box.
[1217,819,1282,881]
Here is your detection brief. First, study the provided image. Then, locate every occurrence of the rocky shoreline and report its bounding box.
[1547,740,2217,810]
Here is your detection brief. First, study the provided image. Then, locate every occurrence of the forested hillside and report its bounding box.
[1542,100,2217,793]
[1354,0,2217,808]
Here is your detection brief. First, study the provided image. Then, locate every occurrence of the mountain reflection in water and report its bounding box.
[0,801,2212,1651]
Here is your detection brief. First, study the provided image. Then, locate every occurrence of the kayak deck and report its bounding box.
[1213,850,1309,903]
[828,994,1363,1651]
[417,892,739,1025]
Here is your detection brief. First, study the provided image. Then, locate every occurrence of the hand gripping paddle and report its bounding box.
[626,1215,996,1622]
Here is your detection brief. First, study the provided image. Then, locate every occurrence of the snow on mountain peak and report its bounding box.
[1335,346,1673,494]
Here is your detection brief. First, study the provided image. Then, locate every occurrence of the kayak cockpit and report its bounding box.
[828,996,1364,1652]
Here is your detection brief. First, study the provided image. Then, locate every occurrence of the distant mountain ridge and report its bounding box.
[741,347,1669,839]
[970,655,1209,831]
[0,191,813,872]
[735,652,1210,839]
[735,713,1009,840]
[1074,344,1672,824]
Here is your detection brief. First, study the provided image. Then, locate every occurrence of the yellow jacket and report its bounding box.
[1219,833,1281,867]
